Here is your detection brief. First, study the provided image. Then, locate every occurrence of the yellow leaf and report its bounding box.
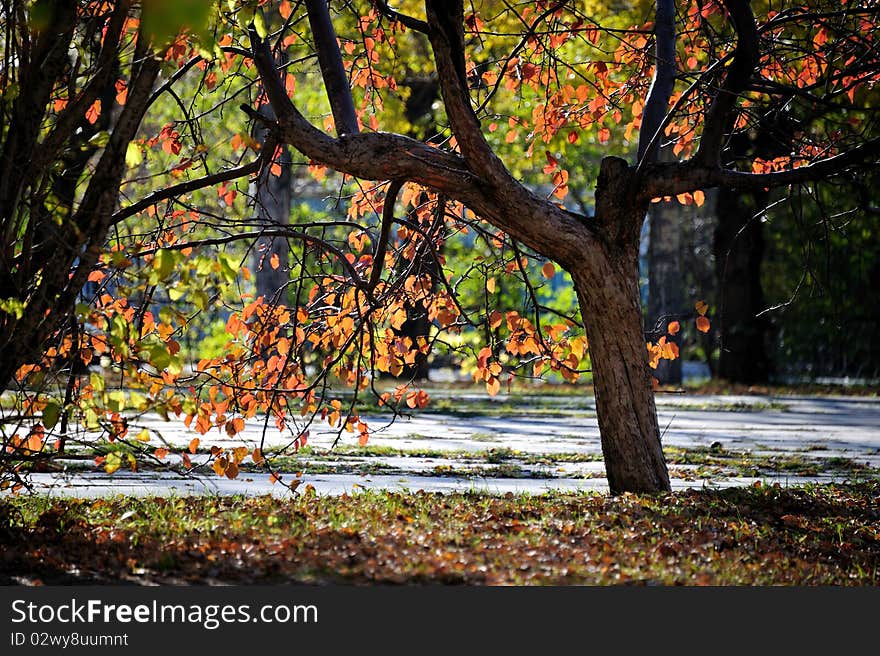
[136,429,151,443]
[486,277,496,293]
[695,300,709,316]
[693,190,705,207]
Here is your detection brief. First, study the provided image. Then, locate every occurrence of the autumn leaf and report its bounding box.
[486,376,501,396]
[695,300,709,316]
[270,253,280,270]
[486,277,496,293]
[188,437,200,454]
[213,457,227,477]
[85,99,101,124]
[541,262,556,279]
[667,321,680,335]
[696,316,711,333]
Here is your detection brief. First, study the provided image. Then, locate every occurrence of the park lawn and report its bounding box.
[1,482,878,585]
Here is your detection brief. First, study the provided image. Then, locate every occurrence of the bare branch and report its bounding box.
[111,140,276,225]
[642,137,880,199]
[372,1,429,34]
[369,179,403,291]
[637,0,676,165]
[305,0,359,136]
[694,0,759,166]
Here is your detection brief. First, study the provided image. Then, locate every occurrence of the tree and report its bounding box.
[2,0,879,495]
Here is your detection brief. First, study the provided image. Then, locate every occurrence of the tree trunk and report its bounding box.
[646,198,684,385]
[252,104,293,304]
[714,185,771,383]
[570,240,671,494]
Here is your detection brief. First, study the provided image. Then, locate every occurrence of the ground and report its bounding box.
[2,383,878,585]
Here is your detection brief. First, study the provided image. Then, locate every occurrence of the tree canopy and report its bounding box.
[1,0,878,494]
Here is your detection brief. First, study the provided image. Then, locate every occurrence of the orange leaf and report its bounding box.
[88,270,106,283]
[486,277,496,293]
[541,262,556,279]
[486,377,501,396]
[115,79,128,105]
[696,316,711,333]
[695,300,709,316]
[269,472,281,485]
[693,190,705,207]
[667,321,680,335]
[213,457,227,476]
[252,448,264,465]
[154,447,169,460]
[188,437,200,454]
[85,99,101,124]
[270,253,280,270]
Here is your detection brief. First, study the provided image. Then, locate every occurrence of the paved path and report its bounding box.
[23,394,880,497]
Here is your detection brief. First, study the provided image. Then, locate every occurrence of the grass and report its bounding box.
[1,482,878,585]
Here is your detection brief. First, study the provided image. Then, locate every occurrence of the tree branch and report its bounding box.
[637,0,676,165]
[642,137,880,199]
[694,0,759,166]
[423,0,511,187]
[304,0,359,136]
[111,140,275,225]
[249,19,595,271]
[369,179,403,291]
[372,1,429,34]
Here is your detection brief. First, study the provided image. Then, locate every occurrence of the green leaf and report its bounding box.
[90,373,106,392]
[0,298,25,319]
[148,343,172,371]
[104,452,122,475]
[153,248,178,282]
[107,391,127,413]
[126,142,143,167]
[141,0,212,46]
[216,253,239,284]
[252,11,267,38]
[42,402,61,429]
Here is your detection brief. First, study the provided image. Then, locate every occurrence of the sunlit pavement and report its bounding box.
[21,394,880,497]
